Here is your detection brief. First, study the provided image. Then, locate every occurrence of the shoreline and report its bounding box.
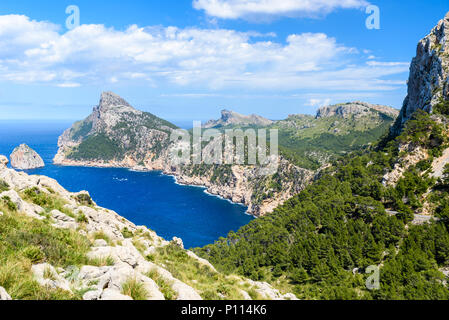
[53,159,254,216]
[170,174,251,213]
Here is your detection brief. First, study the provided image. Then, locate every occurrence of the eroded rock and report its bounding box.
[10,144,44,170]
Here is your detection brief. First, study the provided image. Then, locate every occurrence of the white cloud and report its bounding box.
[0,14,408,93]
[306,98,332,107]
[56,82,81,88]
[193,0,369,20]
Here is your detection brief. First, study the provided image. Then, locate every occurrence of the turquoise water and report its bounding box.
[0,121,253,248]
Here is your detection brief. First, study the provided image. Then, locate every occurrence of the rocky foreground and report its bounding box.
[0,155,296,300]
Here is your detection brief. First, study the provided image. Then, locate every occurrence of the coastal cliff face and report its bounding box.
[54,92,314,216]
[316,102,399,120]
[0,155,297,300]
[54,92,397,216]
[204,109,273,128]
[10,144,44,170]
[393,12,449,134]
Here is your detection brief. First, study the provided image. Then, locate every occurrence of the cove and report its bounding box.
[0,121,253,248]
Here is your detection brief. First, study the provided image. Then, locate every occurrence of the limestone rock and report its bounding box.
[31,263,72,293]
[9,144,44,170]
[239,289,252,300]
[393,12,449,134]
[0,156,8,169]
[317,102,399,119]
[171,237,184,249]
[186,251,217,272]
[244,279,299,300]
[83,289,103,300]
[93,239,109,247]
[0,189,45,220]
[204,109,273,128]
[100,288,133,300]
[0,153,298,301]
[0,286,12,300]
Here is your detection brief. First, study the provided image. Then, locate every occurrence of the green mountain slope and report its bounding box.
[206,102,398,170]
[194,12,449,300]
[195,110,449,300]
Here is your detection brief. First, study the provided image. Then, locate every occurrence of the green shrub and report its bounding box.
[76,213,88,223]
[121,227,134,239]
[1,196,17,211]
[0,179,9,192]
[121,278,148,300]
[146,269,177,300]
[75,194,94,206]
[433,98,449,115]
[0,208,90,300]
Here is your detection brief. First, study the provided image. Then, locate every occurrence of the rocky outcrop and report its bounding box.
[0,156,8,169]
[0,287,12,301]
[9,144,44,170]
[54,92,312,217]
[393,12,449,134]
[174,158,313,216]
[316,102,399,119]
[54,93,393,217]
[204,109,273,128]
[382,144,429,186]
[0,156,297,300]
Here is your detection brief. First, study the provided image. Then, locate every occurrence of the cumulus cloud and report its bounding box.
[193,0,369,20]
[0,14,408,92]
[306,98,332,107]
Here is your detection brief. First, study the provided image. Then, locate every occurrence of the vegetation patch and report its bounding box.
[121,278,148,300]
[150,244,257,300]
[195,110,449,300]
[0,179,9,192]
[0,204,90,300]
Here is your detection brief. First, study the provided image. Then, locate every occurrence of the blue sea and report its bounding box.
[0,120,253,249]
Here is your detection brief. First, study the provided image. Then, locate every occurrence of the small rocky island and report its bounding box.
[9,144,45,170]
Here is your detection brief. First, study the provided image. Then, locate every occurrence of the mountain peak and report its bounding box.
[204,109,273,128]
[316,102,399,119]
[98,91,137,113]
[393,11,449,134]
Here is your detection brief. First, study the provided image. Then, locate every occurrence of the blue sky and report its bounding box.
[0,0,448,123]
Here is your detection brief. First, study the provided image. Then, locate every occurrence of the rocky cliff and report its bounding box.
[317,102,399,119]
[381,11,449,218]
[54,92,397,216]
[0,155,296,300]
[54,92,314,216]
[393,12,449,134]
[204,109,273,128]
[10,144,44,170]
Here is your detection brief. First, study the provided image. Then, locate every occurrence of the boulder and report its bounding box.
[171,237,184,249]
[0,155,8,169]
[100,288,133,300]
[31,263,72,293]
[0,189,44,220]
[9,144,44,170]
[0,286,12,300]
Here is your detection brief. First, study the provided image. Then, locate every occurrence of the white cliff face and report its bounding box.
[204,109,274,128]
[394,12,449,134]
[9,144,45,170]
[0,157,297,300]
[54,92,313,217]
[317,102,399,119]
